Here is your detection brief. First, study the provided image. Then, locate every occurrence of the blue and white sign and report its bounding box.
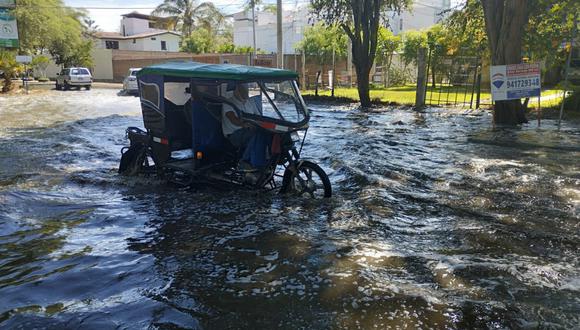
[490,63,541,101]
[0,7,18,48]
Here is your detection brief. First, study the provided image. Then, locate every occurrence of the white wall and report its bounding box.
[121,17,158,36]
[387,1,451,35]
[97,33,180,52]
[138,34,180,52]
[40,48,113,81]
[233,8,309,54]
[91,48,113,80]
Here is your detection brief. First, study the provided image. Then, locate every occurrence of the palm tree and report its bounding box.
[152,0,224,37]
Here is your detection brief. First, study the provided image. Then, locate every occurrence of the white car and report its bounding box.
[123,68,141,95]
[56,67,92,90]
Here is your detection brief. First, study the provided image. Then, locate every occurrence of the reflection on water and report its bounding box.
[0,89,579,328]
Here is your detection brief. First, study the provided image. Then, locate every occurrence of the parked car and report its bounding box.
[56,67,92,90]
[123,68,141,94]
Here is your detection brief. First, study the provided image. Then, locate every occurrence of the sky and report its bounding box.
[63,0,461,33]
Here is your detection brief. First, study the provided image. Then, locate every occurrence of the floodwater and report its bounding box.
[0,89,578,329]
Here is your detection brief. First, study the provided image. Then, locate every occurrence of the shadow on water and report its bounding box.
[0,90,579,328]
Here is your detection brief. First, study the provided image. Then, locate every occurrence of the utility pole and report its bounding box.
[558,14,577,129]
[331,46,336,96]
[347,38,353,86]
[251,0,257,66]
[277,0,283,68]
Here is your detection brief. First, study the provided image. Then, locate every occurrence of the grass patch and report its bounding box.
[304,86,564,109]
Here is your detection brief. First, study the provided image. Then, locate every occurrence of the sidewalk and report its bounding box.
[24,80,122,89]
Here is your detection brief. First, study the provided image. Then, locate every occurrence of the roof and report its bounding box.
[121,11,175,23]
[94,30,181,40]
[121,11,155,20]
[137,61,299,81]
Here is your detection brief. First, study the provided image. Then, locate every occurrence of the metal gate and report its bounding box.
[424,49,483,108]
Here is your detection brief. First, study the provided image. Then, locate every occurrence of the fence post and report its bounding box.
[301,51,306,88]
[475,67,482,109]
[415,47,427,109]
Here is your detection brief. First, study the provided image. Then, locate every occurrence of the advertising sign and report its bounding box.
[0,8,18,48]
[16,55,32,63]
[490,63,541,101]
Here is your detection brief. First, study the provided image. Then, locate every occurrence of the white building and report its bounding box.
[233,8,309,54]
[95,12,181,52]
[387,0,451,35]
[232,1,451,54]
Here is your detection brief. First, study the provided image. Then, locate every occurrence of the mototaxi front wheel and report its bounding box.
[281,160,331,198]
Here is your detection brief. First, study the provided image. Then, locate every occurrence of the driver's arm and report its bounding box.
[225,109,252,128]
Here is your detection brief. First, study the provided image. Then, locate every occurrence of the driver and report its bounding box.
[221,83,261,151]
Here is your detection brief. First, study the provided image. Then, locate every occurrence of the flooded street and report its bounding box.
[1,88,579,328]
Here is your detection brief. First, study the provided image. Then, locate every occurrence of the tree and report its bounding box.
[31,55,50,79]
[181,28,214,53]
[310,0,411,107]
[82,17,100,38]
[426,24,451,88]
[13,0,93,69]
[481,0,530,125]
[446,0,579,66]
[296,22,347,95]
[0,50,21,92]
[376,27,401,87]
[153,0,224,37]
[401,30,427,66]
[443,0,487,56]
[261,4,278,14]
[13,0,69,54]
[446,0,579,125]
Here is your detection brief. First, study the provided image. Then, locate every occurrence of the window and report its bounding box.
[140,82,160,109]
[260,81,305,124]
[148,21,155,28]
[151,37,156,40]
[105,40,119,49]
[399,18,403,31]
[133,38,136,44]
[71,68,90,75]
[161,41,167,51]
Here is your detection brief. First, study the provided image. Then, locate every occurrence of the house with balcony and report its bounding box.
[94,12,181,52]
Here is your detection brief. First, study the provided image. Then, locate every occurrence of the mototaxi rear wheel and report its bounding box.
[119,143,147,176]
[281,160,331,198]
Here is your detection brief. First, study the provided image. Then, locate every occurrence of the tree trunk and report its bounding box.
[2,76,13,93]
[340,0,381,109]
[482,0,529,126]
[431,67,436,88]
[355,63,372,107]
[382,59,387,88]
[315,70,321,96]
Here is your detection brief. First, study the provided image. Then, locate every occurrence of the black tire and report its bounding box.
[55,82,60,90]
[119,144,147,176]
[281,160,332,198]
[85,85,91,90]
[64,81,70,90]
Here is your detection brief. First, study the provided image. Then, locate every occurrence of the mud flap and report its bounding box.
[119,144,146,176]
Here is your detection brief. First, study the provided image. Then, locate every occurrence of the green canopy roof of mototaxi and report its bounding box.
[137,61,299,81]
